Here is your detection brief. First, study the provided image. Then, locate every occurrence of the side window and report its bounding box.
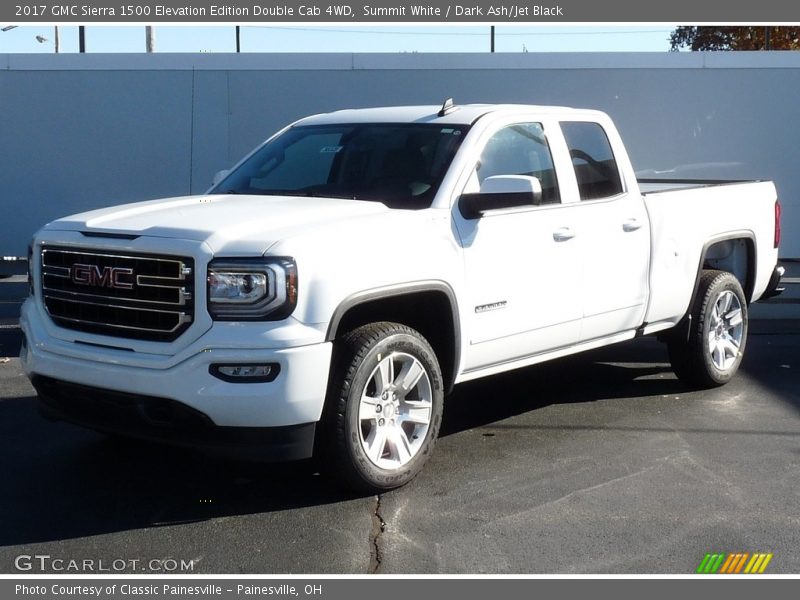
[561,122,623,201]
[476,123,560,204]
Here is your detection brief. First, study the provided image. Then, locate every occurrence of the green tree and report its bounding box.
[670,27,800,51]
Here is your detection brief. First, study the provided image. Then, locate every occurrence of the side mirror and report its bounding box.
[458,175,543,220]
[211,169,230,187]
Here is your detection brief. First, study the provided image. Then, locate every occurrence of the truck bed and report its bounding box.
[641,179,778,330]
[638,178,759,195]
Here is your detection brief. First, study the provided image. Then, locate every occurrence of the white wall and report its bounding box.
[1,52,797,256]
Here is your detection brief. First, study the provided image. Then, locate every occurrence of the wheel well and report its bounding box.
[702,237,755,301]
[328,290,459,393]
[661,237,755,346]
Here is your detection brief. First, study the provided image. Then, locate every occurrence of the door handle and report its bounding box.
[622,219,643,232]
[553,227,576,242]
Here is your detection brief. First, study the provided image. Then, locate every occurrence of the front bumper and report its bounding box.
[20,298,333,449]
[32,375,316,461]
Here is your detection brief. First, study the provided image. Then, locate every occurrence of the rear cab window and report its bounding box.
[561,122,624,201]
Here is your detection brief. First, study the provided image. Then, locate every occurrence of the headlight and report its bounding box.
[207,257,297,320]
[208,272,268,304]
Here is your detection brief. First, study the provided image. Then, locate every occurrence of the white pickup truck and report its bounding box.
[20,102,784,491]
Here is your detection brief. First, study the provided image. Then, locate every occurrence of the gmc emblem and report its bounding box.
[70,263,134,290]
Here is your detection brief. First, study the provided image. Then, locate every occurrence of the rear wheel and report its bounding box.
[667,269,748,388]
[322,322,443,492]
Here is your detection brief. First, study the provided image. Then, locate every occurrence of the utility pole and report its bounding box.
[236,26,241,52]
[490,26,495,52]
[146,26,155,52]
[78,26,85,52]
[53,26,59,53]
[765,26,772,50]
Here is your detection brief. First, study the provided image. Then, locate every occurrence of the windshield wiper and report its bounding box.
[276,190,316,197]
[219,189,304,196]
[321,193,360,200]
[220,189,362,200]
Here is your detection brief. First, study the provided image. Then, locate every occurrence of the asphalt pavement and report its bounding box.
[0,324,798,574]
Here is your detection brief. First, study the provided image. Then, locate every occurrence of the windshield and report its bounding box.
[211,123,469,209]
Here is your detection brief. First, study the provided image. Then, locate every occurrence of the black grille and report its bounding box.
[40,247,194,342]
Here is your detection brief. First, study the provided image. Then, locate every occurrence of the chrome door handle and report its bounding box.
[622,219,643,232]
[553,227,576,242]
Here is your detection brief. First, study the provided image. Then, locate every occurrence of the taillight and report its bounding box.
[774,199,781,248]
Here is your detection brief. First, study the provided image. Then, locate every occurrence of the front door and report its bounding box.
[454,120,583,372]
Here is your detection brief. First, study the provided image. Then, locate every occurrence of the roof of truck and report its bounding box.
[293,103,583,127]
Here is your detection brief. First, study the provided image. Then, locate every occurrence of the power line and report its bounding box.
[252,26,672,37]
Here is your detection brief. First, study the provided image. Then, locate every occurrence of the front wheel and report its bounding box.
[322,322,444,492]
[667,269,748,388]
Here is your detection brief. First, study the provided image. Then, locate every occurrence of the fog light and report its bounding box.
[210,363,280,383]
[219,365,270,377]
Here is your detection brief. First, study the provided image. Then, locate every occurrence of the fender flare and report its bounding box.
[325,280,462,393]
[671,231,755,343]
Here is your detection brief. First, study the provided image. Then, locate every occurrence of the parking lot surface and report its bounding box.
[1,321,798,574]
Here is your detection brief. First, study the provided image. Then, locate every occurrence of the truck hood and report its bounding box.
[43,194,390,255]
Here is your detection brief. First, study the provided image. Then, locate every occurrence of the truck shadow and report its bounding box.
[0,340,690,549]
[441,337,681,436]
[0,399,345,549]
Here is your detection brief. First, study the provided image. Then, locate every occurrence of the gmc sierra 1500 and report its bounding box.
[21,101,784,491]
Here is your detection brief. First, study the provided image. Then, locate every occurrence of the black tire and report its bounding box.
[667,269,748,388]
[321,322,444,493]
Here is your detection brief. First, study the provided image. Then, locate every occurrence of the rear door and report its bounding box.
[559,120,650,341]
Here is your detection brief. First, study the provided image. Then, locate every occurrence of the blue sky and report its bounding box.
[0,25,677,53]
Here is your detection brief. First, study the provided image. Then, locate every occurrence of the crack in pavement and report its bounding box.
[368,494,385,574]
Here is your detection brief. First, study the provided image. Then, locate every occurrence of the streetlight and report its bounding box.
[1,25,59,52]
